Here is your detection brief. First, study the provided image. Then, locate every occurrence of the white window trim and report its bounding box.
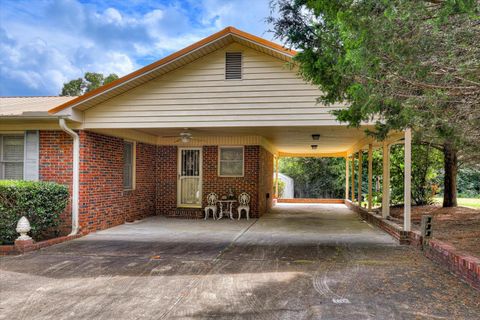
[218,146,244,177]
[225,51,243,81]
[123,140,136,191]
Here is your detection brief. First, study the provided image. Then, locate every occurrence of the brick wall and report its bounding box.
[258,147,273,214]
[203,145,260,218]
[39,131,273,232]
[155,145,273,218]
[39,131,73,235]
[156,146,178,216]
[124,142,157,222]
[78,131,156,233]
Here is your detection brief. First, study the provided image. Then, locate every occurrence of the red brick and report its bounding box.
[156,145,273,219]
[78,131,156,233]
[39,131,73,235]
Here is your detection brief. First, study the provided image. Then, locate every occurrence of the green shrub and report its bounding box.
[0,180,69,245]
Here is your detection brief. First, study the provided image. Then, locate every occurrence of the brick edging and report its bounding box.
[344,200,410,244]
[0,245,17,256]
[0,234,83,256]
[345,200,480,291]
[424,239,480,290]
[277,198,344,204]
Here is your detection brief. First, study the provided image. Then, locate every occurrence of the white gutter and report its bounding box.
[58,118,80,235]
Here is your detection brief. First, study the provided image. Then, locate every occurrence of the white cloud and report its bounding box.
[103,8,123,25]
[195,0,274,38]
[0,28,82,95]
[0,0,273,96]
[87,52,137,76]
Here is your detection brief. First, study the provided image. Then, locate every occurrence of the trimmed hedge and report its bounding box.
[0,180,69,245]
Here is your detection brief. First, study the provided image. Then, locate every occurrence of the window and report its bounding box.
[225,52,242,80]
[123,141,135,190]
[219,146,244,177]
[0,135,24,180]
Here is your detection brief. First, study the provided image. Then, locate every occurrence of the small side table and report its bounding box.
[217,200,237,220]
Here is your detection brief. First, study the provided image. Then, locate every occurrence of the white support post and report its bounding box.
[275,156,279,198]
[358,150,363,206]
[368,144,373,211]
[382,141,390,218]
[404,128,412,231]
[345,156,350,200]
[351,154,355,202]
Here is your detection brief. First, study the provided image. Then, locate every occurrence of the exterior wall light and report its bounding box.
[311,145,318,150]
[312,134,320,140]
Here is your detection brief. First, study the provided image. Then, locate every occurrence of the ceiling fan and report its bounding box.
[161,129,201,143]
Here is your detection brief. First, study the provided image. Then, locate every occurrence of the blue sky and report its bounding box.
[0,0,274,96]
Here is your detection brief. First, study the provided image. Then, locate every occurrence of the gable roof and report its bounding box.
[0,96,77,117]
[49,26,296,114]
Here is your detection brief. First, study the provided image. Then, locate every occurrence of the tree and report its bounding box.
[279,157,345,198]
[269,0,480,207]
[60,78,84,97]
[389,143,443,205]
[60,72,119,96]
[457,165,480,198]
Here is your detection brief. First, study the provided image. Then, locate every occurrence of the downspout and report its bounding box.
[58,118,80,235]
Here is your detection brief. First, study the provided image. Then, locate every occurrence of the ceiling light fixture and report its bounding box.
[312,134,320,140]
[180,132,192,143]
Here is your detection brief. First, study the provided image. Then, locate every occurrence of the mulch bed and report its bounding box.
[389,205,480,257]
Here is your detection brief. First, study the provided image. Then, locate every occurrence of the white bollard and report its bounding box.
[16,216,32,241]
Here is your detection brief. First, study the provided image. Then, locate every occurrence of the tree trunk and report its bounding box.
[443,142,458,207]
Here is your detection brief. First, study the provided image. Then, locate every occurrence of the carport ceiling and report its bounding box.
[134,125,374,154]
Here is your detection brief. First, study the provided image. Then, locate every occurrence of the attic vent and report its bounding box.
[225,52,242,80]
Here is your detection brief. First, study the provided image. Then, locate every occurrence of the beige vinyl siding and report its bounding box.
[83,43,343,128]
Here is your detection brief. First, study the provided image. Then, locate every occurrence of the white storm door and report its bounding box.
[178,148,202,207]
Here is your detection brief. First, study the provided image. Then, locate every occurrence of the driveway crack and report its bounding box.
[158,219,258,319]
[214,218,258,261]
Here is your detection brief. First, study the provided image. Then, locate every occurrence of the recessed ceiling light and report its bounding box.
[312,134,320,140]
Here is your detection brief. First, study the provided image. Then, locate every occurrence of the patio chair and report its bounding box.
[237,192,250,220]
[204,192,219,220]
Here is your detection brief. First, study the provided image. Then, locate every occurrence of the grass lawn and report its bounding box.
[434,197,480,209]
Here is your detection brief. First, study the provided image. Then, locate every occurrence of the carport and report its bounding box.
[43,27,414,234]
[271,127,412,231]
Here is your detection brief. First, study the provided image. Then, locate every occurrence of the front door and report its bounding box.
[178,148,202,207]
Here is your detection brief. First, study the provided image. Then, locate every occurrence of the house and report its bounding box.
[0,27,412,236]
[277,173,294,199]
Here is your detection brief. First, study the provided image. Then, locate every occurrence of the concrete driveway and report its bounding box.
[1,203,479,319]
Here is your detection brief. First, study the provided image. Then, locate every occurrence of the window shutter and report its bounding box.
[123,141,133,189]
[225,52,242,80]
[24,131,39,181]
